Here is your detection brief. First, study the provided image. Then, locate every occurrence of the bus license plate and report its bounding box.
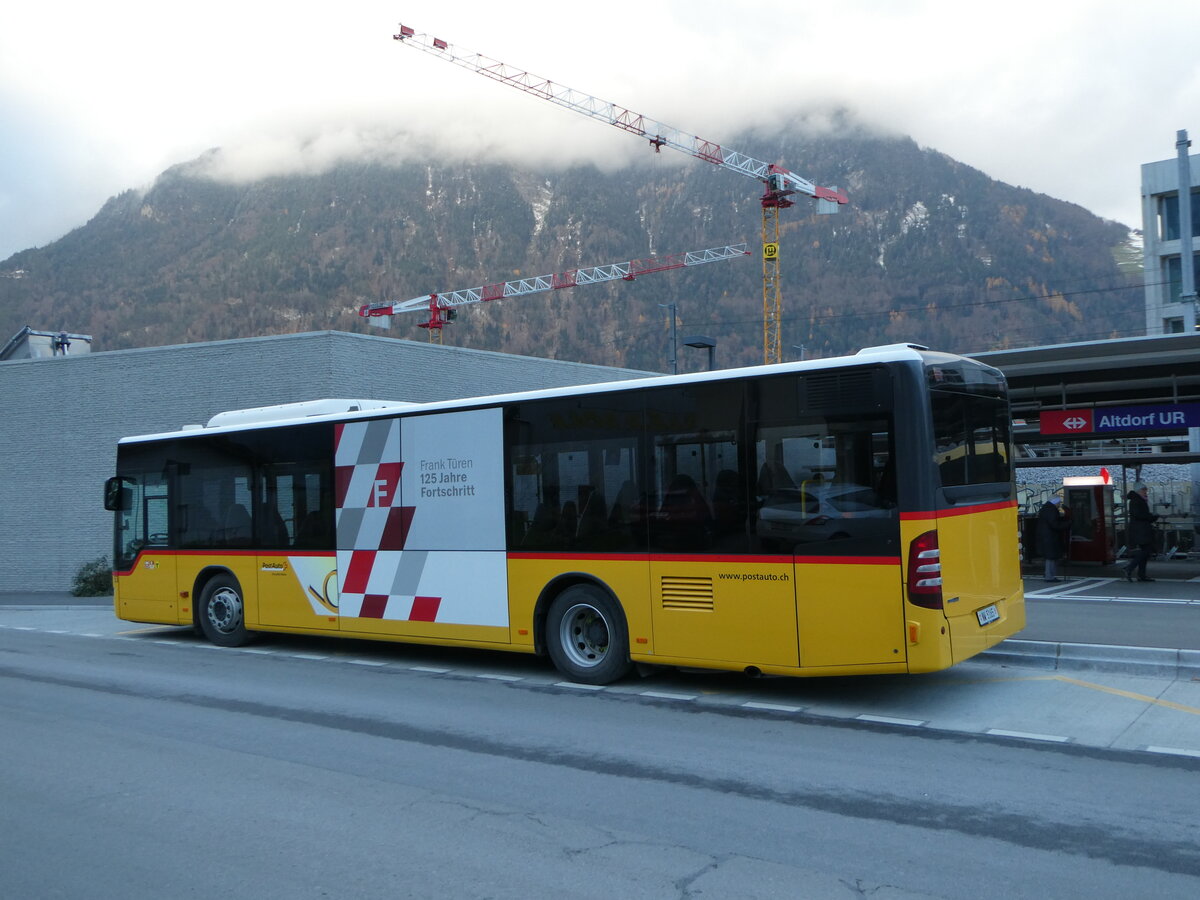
[976,604,1000,627]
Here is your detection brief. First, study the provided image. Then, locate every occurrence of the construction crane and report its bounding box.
[359,243,750,337]
[391,24,848,364]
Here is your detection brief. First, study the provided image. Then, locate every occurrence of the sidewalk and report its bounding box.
[1021,554,1200,585]
[0,591,110,607]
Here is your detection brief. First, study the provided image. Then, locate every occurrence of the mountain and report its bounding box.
[0,128,1142,372]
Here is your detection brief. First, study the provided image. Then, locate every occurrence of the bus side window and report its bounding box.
[506,396,643,553]
[753,417,897,556]
[644,381,746,554]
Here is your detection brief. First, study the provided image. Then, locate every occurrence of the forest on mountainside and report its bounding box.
[0,129,1141,373]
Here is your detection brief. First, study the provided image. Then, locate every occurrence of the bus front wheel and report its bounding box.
[198,574,255,647]
[546,585,632,685]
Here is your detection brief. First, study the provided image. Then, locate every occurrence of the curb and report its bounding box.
[983,639,1200,679]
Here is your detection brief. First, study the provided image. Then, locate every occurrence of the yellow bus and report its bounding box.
[105,343,1023,684]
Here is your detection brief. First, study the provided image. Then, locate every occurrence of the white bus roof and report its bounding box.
[118,344,972,445]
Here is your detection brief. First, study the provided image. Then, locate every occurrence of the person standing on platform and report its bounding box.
[1036,494,1071,582]
[1123,482,1159,582]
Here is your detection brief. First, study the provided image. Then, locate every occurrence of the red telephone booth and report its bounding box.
[1063,480,1117,565]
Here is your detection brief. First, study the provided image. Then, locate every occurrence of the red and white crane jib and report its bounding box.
[358,243,750,330]
[392,25,848,211]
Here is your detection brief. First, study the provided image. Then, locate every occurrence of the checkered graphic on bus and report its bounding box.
[333,409,509,627]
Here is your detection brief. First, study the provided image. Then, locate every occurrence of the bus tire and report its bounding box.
[198,574,255,647]
[546,584,632,685]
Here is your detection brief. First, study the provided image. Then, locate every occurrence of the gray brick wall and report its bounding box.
[0,331,648,592]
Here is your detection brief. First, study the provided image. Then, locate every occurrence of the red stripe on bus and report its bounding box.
[507,551,898,566]
[507,551,647,562]
[793,556,900,566]
[651,553,792,564]
[901,499,1016,520]
[508,552,790,564]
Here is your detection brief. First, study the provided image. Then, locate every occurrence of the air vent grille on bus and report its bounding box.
[660,575,715,611]
[804,371,875,409]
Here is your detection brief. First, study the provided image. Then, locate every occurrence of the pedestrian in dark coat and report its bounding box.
[1123,482,1158,582]
[1035,495,1071,582]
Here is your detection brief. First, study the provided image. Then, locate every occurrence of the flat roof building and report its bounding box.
[0,331,650,593]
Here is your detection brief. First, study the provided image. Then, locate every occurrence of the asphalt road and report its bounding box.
[3,625,1199,898]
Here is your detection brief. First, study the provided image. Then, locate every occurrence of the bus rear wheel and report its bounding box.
[198,574,255,647]
[546,585,632,685]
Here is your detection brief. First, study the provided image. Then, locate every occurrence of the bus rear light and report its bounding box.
[907,529,943,609]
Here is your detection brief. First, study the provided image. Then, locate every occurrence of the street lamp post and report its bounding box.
[658,303,678,374]
[684,335,717,371]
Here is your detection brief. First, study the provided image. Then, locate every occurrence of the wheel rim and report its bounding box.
[558,601,610,668]
[206,586,243,634]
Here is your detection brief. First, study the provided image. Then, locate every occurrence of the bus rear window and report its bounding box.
[931,390,1011,488]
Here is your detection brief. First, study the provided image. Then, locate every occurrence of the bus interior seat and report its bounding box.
[662,474,705,508]
[576,487,607,538]
[608,480,637,526]
[523,502,560,544]
[263,506,290,547]
[712,469,746,532]
[297,498,336,546]
[558,501,578,538]
[222,504,252,543]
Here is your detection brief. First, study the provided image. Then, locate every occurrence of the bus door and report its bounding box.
[110,470,179,623]
[257,462,339,631]
[755,415,904,668]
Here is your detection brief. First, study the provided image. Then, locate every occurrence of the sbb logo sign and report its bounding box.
[1040,409,1095,434]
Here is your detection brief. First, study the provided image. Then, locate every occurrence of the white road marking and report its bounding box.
[1145,745,1200,758]
[743,701,803,713]
[986,728,1071,743]
[858,714,925,727]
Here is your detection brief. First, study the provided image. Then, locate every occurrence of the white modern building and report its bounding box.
[1141,130,1200,334]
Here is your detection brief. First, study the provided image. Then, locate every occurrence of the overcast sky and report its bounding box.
[2,0,1197,261]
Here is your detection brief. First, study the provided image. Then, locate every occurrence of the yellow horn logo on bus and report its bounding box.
[307,569,339,615]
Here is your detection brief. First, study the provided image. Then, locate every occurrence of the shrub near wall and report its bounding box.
[71,556,113,597]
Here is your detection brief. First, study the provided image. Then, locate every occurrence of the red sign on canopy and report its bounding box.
[1040,409,1095,434]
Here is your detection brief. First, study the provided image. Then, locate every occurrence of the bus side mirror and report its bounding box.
[104,476,130,511]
